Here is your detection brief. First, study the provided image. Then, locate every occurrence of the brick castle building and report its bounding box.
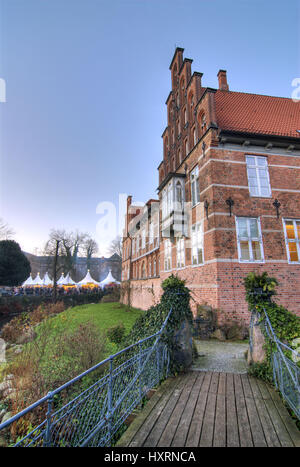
[121,47,300,325]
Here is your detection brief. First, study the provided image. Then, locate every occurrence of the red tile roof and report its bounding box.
[214,90,300,139]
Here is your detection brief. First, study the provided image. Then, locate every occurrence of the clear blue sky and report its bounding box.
[0,0,299,255]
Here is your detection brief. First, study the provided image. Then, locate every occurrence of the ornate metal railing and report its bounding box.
[0,308,172,447]
[250,306,300,419]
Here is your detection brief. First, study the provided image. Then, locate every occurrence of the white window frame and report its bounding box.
[164,239,172,271]
[283,218,300,264]
[191,222,204,265]
[190,166,200,207]
[176,237,185,268]
[246,155,271,198]
[236,216,264,263]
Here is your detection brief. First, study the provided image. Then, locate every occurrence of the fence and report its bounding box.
[250,305,300,420]
[0,308,173,447]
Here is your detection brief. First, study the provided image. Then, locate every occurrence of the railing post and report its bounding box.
[107,356,113,445]
[44,392,53,447]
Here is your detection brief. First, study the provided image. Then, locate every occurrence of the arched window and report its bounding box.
[142,261,146,278]
[185,138,189,157]
[193,127,197,146]
[201,114,207,133]
[175,181,183,210]
[184,107,187,125]
[153,259,156,277]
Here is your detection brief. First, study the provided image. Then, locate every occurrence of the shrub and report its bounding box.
[106,323,126,345]
[244,271,300,382]
[8,320,108,440]
[1,313,30,343]
[123,274,193,374]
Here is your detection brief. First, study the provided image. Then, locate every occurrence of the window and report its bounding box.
[162,182,173,219]
[175,181,184,210]
[192,222,204,265]
[142,262,146,278]
[176,237,185,268]
[193,127,197,146]
[185,139,189,157]
[153,259,156,276]
[246,155,271,197]
[284,219,300,262]
[236,217,264,262]
[149,222,154,246]
[190,166,200,206]
[201,114,207,132]
[132,238,136,255]
[164,239,172,271]
[184,107,187,124]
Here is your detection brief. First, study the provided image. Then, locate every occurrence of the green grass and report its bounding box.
[35,301,144,356]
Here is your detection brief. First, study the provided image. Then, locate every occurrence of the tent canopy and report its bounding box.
[22,274,34,287]
[31,272,43,286]
[77,270,100,286]
[100,269,120,288]
[42,272,53,286]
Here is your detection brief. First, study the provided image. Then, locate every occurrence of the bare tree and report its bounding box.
[108,235,122,258]
[82,235,99,269]
[0,218,15,240]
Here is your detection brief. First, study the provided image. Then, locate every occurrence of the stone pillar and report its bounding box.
[247,313,266,364]
[173,318,193,369]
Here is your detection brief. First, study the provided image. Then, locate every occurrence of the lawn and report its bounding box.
[34,301,144,357]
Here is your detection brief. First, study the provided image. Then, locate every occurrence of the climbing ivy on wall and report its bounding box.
[122,274,193,374]
[244,271,300,383]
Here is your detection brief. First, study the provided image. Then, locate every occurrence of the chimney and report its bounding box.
[217,69,229,91]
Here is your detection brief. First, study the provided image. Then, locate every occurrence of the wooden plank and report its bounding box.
[248,376,263,399]
[157,372,199,447]
[185,372,212,447]
[213,394,226,447]
[240,374,254,399]
[255,377,271,400]
[265,383,300,447]
[116,376,180,447]
[171,372,205,447]
[234,374,253,447]
[264,398,294,447]
[226,373,240,447]
[127,375,186,447]
[244,396,267,447]
[248,377,280,447]
[240,374,267,447]
[209,372,219,394]
[199,391,217,447]
[218,372,226,396]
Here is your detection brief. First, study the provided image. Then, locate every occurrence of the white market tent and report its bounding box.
[31,272,43,286]
[77,270,100,287]
[100,269,120,289]
[57,273,66,286]
[22,274,34,287]
[64,273,76,285]
[42,272,53,287]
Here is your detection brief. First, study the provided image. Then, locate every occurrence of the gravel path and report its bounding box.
[192,339,249,374]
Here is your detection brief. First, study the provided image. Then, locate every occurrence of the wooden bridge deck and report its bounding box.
[117,371,300,447]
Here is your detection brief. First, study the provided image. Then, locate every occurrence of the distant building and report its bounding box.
[24,251,121,283]
[121,47,300,324]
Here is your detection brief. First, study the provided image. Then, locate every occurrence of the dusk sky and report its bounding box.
[0,0,299,256]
